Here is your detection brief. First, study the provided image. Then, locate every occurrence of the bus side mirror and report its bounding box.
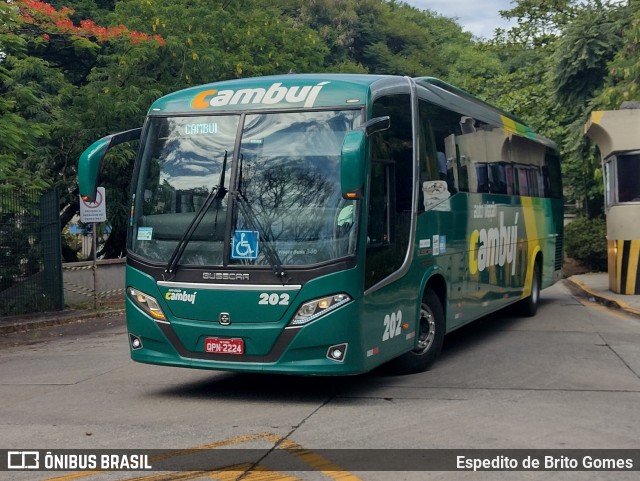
[340,116,390,199]
[78,128,141,201]
[363,116,390,137]
[340,130,366,199]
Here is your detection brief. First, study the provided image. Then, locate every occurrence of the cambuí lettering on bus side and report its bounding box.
[469,211,519,276]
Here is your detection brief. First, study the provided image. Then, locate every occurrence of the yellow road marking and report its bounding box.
[43,474,96,481]
[210,463,303,481]
[44,433,273,481]
[120,471,213,481]
[278,439,364,481]
[42,432,364,481]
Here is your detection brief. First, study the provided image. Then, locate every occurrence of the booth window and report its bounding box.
[606,152,640,205]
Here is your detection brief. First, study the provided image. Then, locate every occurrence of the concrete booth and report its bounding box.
[585,106,640,294]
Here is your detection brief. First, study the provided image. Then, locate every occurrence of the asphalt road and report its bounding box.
[1,280,639,480]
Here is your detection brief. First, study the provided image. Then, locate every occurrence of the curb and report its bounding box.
[0,308,125,335]
[565,277,640,318]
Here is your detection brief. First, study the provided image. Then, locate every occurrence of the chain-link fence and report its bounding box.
[0,189,63,317]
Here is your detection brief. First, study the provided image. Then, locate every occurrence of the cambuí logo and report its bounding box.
[165,289,197,305]
[469,211,519,276]
[191,82,330,109]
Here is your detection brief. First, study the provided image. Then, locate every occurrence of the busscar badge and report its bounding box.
[219,313,231,325]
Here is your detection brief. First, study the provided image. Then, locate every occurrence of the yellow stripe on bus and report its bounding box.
[520,197,540,297]
[500,115,517,135]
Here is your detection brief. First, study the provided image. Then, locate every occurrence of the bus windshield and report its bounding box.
[129,109,362,268]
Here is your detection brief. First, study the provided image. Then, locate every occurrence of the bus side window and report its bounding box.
[417,100,440,185]
[418,99,465,195]
[475,163,489,193]
[489,164,507,194]
[517,167,529,196]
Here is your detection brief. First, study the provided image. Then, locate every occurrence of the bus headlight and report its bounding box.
[127,287,167,321]
[289,293,351,326]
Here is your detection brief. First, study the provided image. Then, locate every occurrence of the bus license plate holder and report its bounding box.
[204,337,244,355]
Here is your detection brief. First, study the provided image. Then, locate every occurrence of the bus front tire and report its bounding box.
[392,288,445,374]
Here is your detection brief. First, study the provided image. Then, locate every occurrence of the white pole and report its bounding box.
[92,222,97,310]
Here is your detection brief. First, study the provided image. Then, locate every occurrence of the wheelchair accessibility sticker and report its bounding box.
[231,230,259,260]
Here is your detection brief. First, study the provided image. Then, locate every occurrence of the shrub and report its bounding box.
[564,217,608,271]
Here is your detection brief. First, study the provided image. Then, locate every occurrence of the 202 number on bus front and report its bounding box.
[258,293,290,305]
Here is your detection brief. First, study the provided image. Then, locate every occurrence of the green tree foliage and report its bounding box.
[0,56,53,190]
[477,1,580,131]
[564,217,607,271]
[351,1,456,76]
[498,0,580,47]
[596,0,640,108]
[112,0,328,86]
[1,2,51,190]
[281,0,485,78]
[1,0,164,197]
[483,0,631,219]
[549,1,629,217]
[1,0,165,259]
[279,0,365,72]
[548,1,629,218]
[549,2,627,108]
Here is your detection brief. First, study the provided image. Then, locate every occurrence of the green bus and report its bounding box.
[78,74,563,375]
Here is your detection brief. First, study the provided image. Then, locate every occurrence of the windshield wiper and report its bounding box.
[231,155,290,285]
[164,150,228,278]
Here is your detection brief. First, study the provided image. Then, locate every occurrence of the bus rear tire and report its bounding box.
[392,288,445,374]
[519,260,541,317]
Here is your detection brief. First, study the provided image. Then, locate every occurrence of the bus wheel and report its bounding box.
[519,260,541,317]
[392,288,445,374]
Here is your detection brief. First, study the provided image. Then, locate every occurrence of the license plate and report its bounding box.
[204,337,244,355]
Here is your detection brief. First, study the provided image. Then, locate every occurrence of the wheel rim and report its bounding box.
[414,305,436,354]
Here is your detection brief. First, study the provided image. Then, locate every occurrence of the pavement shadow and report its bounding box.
[155,370,378,402]
[155,299,551,399]
[438,299,551,362]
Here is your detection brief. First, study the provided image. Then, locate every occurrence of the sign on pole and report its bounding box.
[80,187,107,223]
[79,187,106,309]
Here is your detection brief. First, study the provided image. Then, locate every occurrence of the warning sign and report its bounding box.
[80,187,107,223]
